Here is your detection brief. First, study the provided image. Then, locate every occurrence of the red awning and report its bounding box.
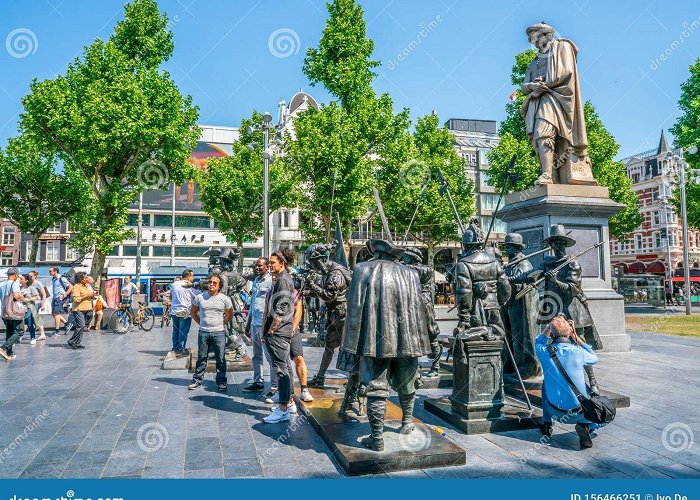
[645,261,666,274]
[671,276,700,282]
[627,261,646,274]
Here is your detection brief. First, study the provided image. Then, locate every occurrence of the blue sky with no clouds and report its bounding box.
[1,0,699,158]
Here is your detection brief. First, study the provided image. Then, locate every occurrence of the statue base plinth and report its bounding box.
[424,397,541,435]
[162,349,192,370]
[297,382,466,476]
[187,351,253,373]
[499,185,630,352]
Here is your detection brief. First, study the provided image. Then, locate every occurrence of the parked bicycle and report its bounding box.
[108,301,155,334]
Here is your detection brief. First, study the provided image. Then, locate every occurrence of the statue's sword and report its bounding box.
[373,188,393,243]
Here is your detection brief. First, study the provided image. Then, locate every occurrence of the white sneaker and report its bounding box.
[30,339,36,345]
[288,401,297,414]
[300,388,314,402]
[263,407,290,424]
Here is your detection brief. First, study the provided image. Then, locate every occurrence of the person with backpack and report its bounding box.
[49,267,73,334]
[28,270,48,340]
[0,268,28,360]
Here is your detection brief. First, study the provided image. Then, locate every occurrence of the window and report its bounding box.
[175,246,205,257]
[175,216,210,228]
[65,246,79,262]
[280,211,290,229]
[122,246,148,257]
[478,148,490,166]
[653,211,660,226]
[46,222,62,233]
[0,252,12,266]
[635,234,642,250]
[108,246,120,256]
[152,246,172,257]
[127,214,151,226]
[153,215,173,227]
[45,241,60,261]
[2,227,15,246]
[652,188,659,202]
[480,194,498,211]
[654,232,661,249]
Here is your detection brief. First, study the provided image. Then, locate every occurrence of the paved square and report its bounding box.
[0,322,698,478]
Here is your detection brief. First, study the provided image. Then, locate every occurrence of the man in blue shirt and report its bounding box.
[535,315,607,449]
[49,266,73,333]
[0,268,25,360]
[169,270,200,354]
[243,257,274,393]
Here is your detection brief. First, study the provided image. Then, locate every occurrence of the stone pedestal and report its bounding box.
[425,339,541,434]
[499,184,630,352]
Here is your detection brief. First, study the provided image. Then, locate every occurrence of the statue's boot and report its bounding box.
[535,141,555,185]
[584,365,600,396]
[425,343,442,377]
[399,393,416,434]
[360,397,385,452]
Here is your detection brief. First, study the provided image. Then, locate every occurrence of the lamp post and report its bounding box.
[247,112,283,258]
[135,191,143,285]
[664,145,699,315]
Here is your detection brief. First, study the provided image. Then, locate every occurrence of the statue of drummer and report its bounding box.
[400,247,442,377]
[340,239,431,452]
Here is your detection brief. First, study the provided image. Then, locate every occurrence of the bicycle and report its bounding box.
[160,300,172,328]
[108,301,155,334]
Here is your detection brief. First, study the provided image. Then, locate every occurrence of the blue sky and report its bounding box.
[1,0,699,158]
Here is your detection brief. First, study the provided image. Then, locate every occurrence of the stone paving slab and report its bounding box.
[0,324,697,478]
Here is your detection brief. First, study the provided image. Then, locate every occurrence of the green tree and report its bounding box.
[379,113,475,268]
[0,135,88,265]
[303,0,380,110]
[20,0,199,280]
[198,112,297,268]
[285,0,411,241]
[487,50,642,238]
[670,58,700,229]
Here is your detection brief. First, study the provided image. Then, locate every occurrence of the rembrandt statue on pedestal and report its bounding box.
[522,22,596,186]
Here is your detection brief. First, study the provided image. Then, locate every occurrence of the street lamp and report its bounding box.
[663,145,699,315]
[247,112,283,257]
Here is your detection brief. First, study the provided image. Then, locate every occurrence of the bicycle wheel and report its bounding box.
[140,307,156,331]
[109,309,131,334]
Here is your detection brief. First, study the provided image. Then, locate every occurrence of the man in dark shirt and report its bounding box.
[263,251,296,424]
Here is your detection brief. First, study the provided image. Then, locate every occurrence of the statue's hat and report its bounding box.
[504,233,525,248]
[542,224,575,247]
[461,217,485,247]
[526,22,555,38]
[367,239,404,259]
[402,247,423,263]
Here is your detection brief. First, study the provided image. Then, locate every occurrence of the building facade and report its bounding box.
[610,131,700,280]
[0,219,20,266]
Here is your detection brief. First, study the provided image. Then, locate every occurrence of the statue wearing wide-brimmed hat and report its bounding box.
[521,22,597,186]
[503,233,542,380]
[339,238,431,452]
[531,224,602,392]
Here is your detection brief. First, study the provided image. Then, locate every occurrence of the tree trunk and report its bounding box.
[29,234,40,266]
[90,249,106,288]
[237,240,244,272]
[427,241,436,271]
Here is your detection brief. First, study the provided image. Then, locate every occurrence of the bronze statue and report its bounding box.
[340,239,431,452]
[531,225,602,393]
[503,233,542,380]
[521,22,596,186]
[400,247,442,377]
[202,247,247,361]
[304,243,352,387]
[453,219,512,341]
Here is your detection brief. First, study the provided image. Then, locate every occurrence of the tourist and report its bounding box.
[242,257,274,394]
[67,272,96,349]
[189,274,233,392]
[49,267,73,334]
[86,276,104,330]
[262,250,295,424]
[170,270,199,353]
[20,274,41,345]
[121,275,139,305]
[28,270,48,340]
[0,268,25,360]
[535,315,607,449]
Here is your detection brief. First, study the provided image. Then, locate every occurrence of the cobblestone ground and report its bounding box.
[0,321,698,479]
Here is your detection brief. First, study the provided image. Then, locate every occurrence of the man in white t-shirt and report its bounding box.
[170,269,200,354]
[188,274,233,392]
[121,275,139,305]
